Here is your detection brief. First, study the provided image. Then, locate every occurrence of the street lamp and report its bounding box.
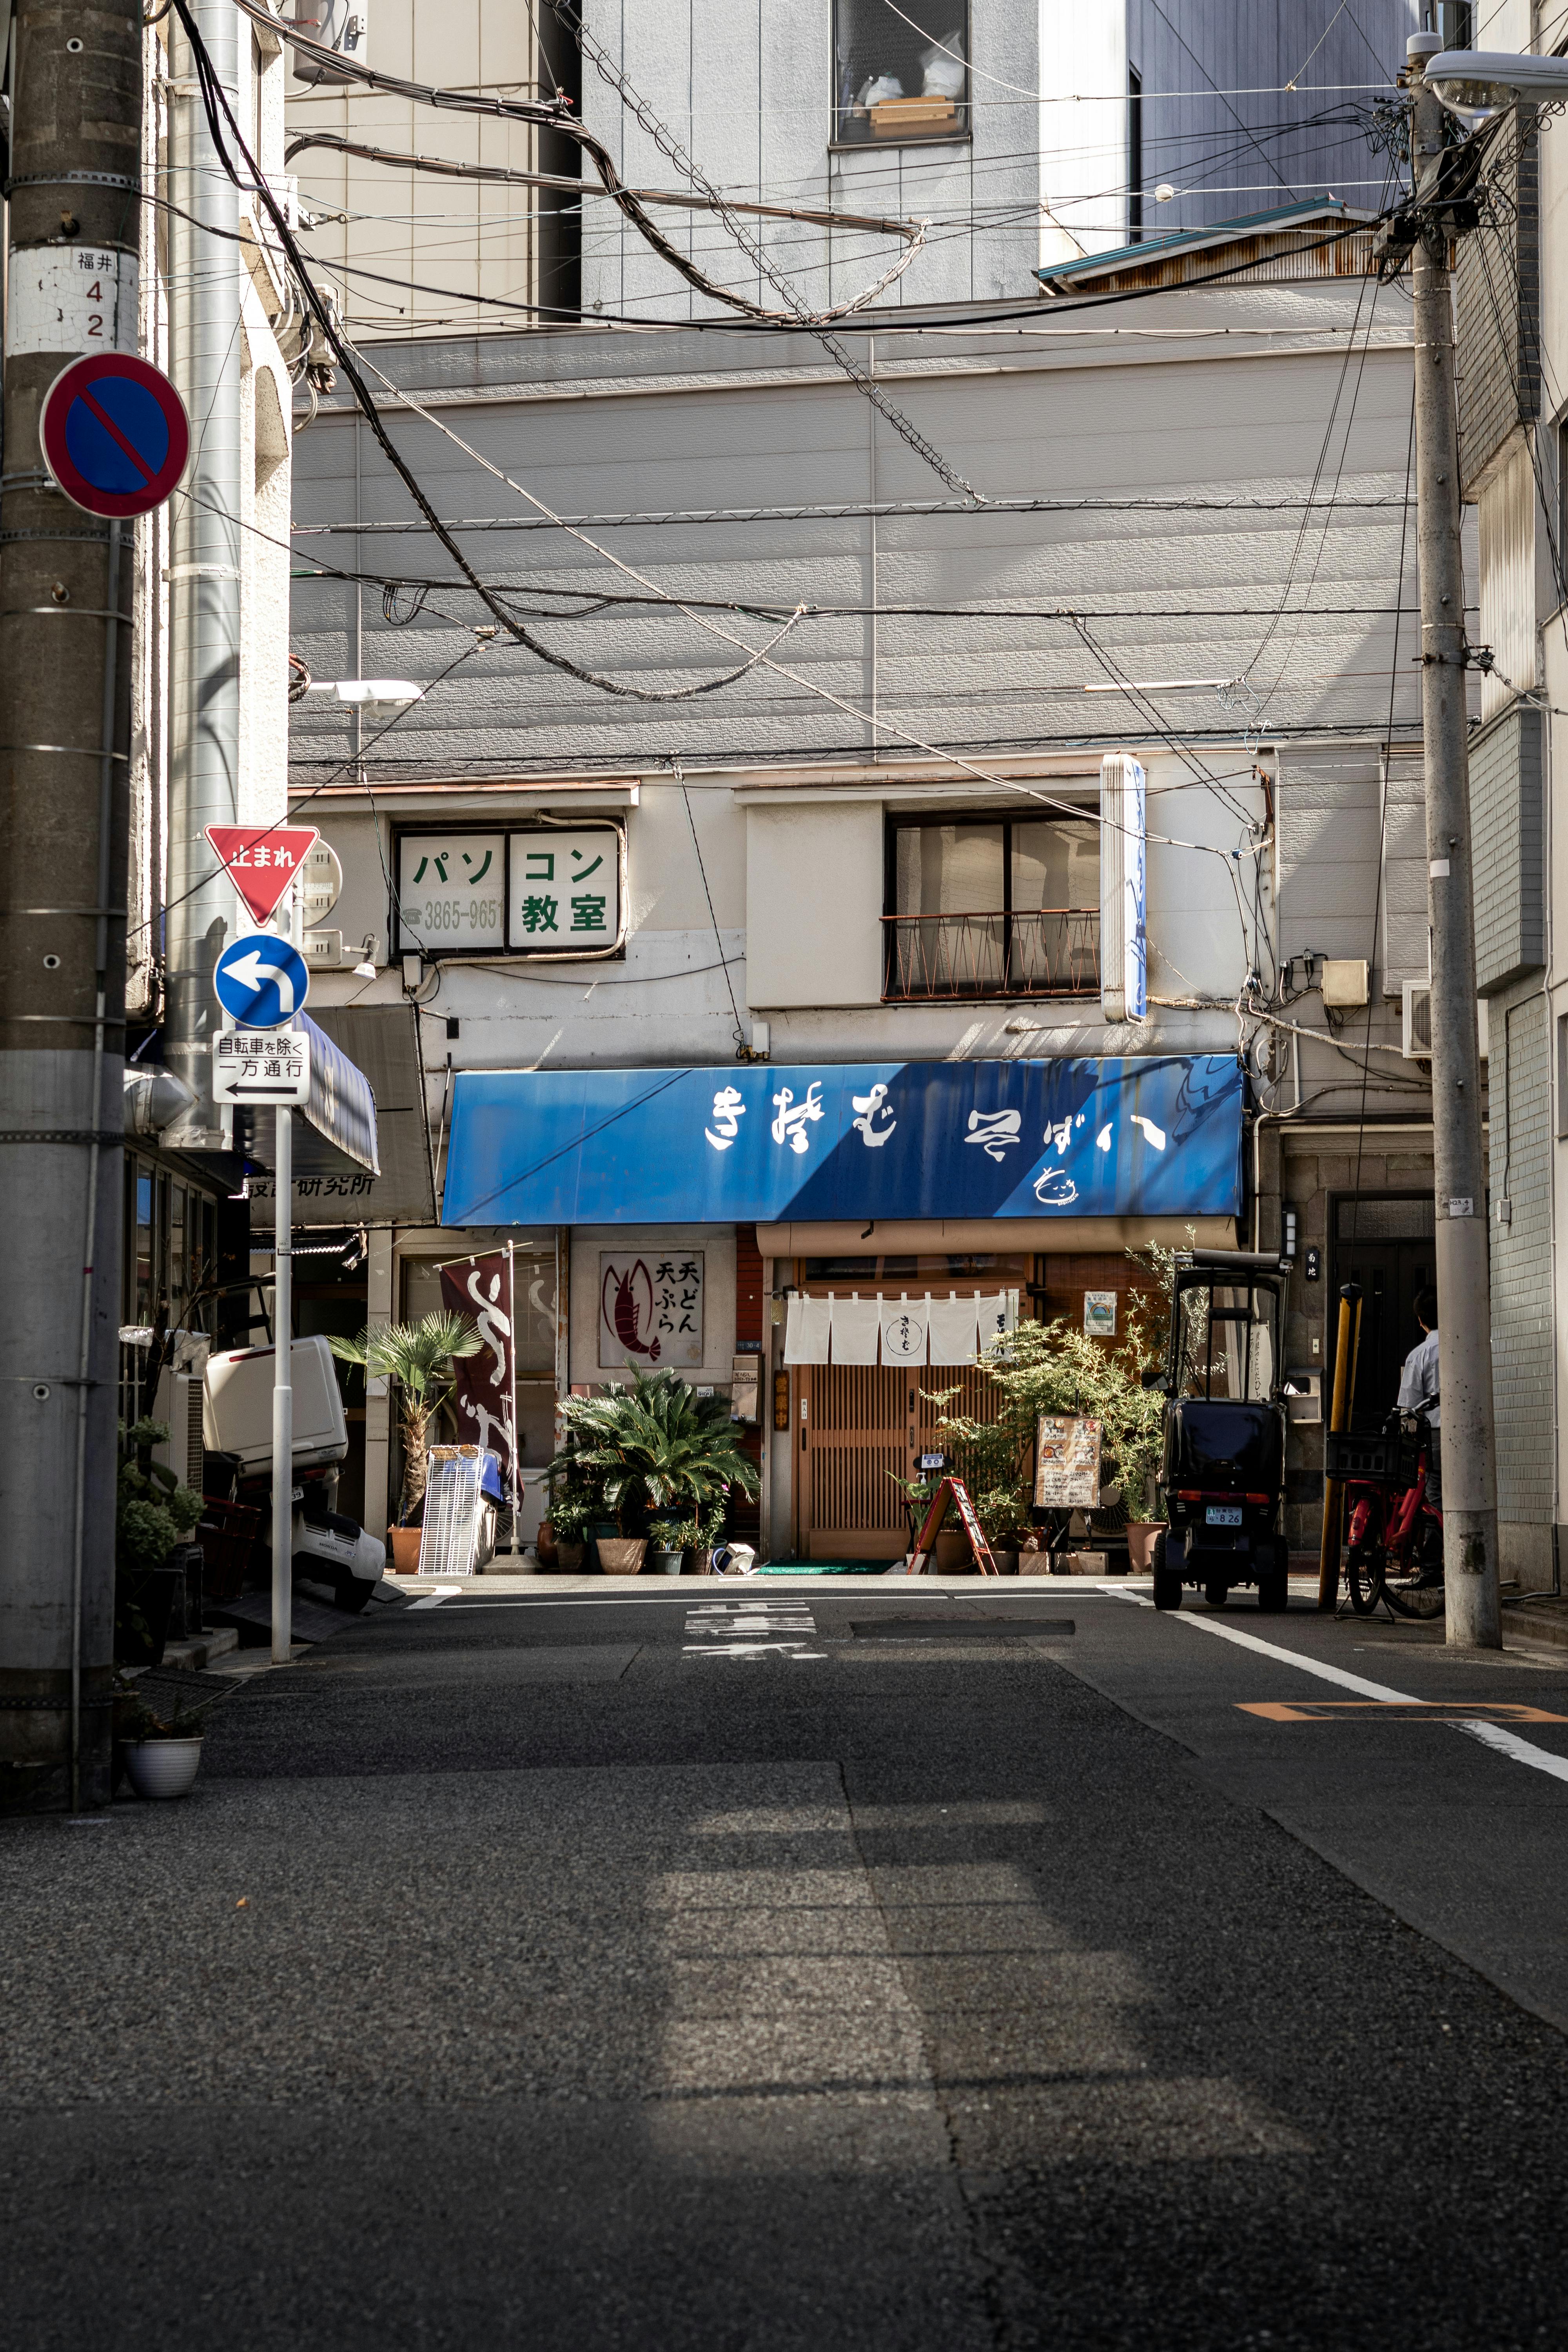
[1426,48,1568,129]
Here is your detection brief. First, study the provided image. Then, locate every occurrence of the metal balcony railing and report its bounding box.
[882,908,1101,1002]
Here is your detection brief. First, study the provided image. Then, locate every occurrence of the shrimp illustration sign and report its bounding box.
[441,1056,1245,1228]
[600,1252,705,1369]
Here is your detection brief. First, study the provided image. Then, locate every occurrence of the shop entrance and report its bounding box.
[795,1361,1007,1560]
[1331,1195,1436,1431]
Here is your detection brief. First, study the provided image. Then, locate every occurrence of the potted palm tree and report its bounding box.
[330,1310,481,1571]
[548,1371,761,1574]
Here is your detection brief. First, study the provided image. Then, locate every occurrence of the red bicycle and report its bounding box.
[1332,1405,1445,1620]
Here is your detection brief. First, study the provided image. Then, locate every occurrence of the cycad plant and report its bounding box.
[548,1368,760,1537]
[330,1310,480,1524]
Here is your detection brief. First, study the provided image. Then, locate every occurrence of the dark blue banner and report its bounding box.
[441,1055,1243,1227]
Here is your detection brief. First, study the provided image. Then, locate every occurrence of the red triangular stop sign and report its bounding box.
[205,825,321,924]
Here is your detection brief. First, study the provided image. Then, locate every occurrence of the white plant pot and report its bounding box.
[122,1737,203,1800]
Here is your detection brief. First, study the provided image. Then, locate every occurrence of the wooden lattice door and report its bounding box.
[797,1360,1009,1561]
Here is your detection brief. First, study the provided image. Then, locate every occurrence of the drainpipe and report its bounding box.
[162,0,242,1146]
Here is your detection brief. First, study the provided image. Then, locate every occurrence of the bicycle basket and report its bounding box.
[1325,1427,1422,1486]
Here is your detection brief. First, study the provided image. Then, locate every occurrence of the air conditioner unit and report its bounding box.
[1402,981,1432,1060]
[1402,983,1489,1062]
[152,1370,207,1493]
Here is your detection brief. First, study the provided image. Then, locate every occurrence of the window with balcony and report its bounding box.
[883,812,1100,1001]
[833,0,969,147]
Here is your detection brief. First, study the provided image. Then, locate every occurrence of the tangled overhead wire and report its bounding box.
[382,580,430,628]
[240,0,980,503]
[170,0,818,706]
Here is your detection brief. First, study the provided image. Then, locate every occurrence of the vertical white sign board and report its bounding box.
[1099,753,1147,1024]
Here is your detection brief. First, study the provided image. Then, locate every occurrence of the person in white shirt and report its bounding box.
[1396,1288,1440,1427]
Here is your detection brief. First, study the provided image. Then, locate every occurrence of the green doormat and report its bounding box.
[753,1562,902,1575]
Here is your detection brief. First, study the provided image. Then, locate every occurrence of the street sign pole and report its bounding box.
[209,895,311,1667]
[272,1070,294,1664]
[271,882,297,1663]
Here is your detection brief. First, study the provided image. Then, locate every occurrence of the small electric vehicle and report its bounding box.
[1142,1249,1290,1612]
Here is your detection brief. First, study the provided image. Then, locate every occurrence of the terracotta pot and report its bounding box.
[555,1539,586,1572]
[992,1546,1020,1576]
[387,1526,422,1575]
[598,1537,647,1575]
[535,1518,559,1568]
[933,1528,970,1573]
[1125,1521,1163,1573]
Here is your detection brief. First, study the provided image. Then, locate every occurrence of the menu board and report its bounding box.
[1033,1416,1102,1510]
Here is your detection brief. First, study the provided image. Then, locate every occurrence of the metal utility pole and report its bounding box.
[1407,30,1501,1650]
[0,4,141,1808]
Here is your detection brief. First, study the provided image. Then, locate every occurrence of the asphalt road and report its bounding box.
[9,1579,1568,2350]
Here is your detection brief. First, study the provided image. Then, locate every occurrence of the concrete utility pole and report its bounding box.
[162,0,242,1150]
[0,3,141,1807]
[1407,30,1501,1650]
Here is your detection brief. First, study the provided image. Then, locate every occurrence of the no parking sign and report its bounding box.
[39,352,191,519]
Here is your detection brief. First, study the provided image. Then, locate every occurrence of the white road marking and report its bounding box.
[682,1599,824,1660]
[1451,1718,1568,1782]
[407,1590,462,1610]
[1165,1608,1568,1785]
[1172,1613,1412,1702]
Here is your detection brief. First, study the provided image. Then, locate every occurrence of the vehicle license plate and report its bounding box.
[1205,1504,1243,1527]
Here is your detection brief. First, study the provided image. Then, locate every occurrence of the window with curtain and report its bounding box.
[884,811,1100,1000]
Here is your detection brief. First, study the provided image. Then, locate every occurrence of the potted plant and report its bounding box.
[646,1517,688,1577]
[548,1370,761,1575]
[116,1418,203,1666]
[331,1310,481,1570]
[113,1680,207,1800]
[923,1316,1135,1573]
[1116,1241,1185,1569]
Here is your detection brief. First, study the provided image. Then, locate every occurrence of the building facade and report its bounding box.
[284,181,1453,1559]
[1448,0,1563,1589]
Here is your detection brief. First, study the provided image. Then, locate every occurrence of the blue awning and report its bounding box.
[442,1055,1243,1227]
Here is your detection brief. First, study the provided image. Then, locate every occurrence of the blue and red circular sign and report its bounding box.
[39,352,191,519]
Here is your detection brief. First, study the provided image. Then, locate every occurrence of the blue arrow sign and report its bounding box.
[214,932,311,1027]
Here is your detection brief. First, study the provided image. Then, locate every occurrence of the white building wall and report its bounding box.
[286,0,549,341]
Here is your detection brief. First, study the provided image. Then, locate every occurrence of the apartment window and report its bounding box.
[1128,65,1143,243]
[1424,3,1474,45]
[394,823,624,958]
[883,812,1100,1001]
[833,0,969,147]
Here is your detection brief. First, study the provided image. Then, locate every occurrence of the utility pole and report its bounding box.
[0,4,141,1806]
[1407,30,1501,1650]
[162,0,241,1151]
